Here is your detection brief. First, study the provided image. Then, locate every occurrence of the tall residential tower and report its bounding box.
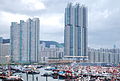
[64,3,88,60]
[10,18,39,63]
[0,37,3,61]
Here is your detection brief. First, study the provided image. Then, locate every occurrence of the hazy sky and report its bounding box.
[0,0,120,48]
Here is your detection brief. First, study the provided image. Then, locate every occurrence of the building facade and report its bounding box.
[11,22,20,62]
[1,43,10,64]
[10,18,39,63]
[64,3,88,60]
[40,42,64,63]
[88,48,120,64]
[0,38,10,64]
[0,37,3,62]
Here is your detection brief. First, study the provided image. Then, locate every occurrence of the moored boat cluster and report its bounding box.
[42,65,120,81]
[0,64,119,81]
[0,65,42,81]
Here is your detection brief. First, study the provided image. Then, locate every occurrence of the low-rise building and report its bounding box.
[40,42,64,63]
[1,43,10,64]
[0,38,10,64]
[88,48,120,64]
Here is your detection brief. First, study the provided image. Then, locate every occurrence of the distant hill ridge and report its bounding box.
[3,39,10,44]
[2,39,64,48]
[40,40,64,48]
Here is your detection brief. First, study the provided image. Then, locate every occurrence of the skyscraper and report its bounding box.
[0,37,3,61]
[11,22,20,62]
[11,18,39,63]
[64,3,88,60]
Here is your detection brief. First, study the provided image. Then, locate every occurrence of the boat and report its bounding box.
[0,72,7,79]
[23,65,40,74]
[41,72,53,77]
[2,76,23,81]
[45,66,56,70]
[37,65,43,68]
[52,69,79,79]
[26,69,40,74]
